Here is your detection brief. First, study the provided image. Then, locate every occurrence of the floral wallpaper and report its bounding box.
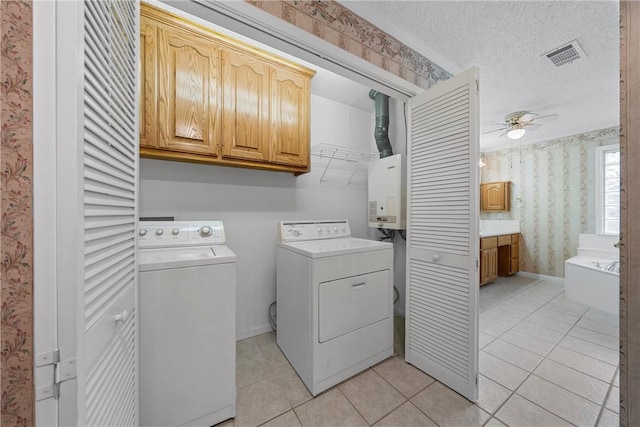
[245,0,452,88]
[1,1,34,426]
[480,127,620,278]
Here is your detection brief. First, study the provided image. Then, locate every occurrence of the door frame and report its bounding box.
[28,0,637,424]
[33,0,59,424]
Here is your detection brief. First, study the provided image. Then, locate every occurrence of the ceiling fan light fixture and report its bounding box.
[507,125,526,140]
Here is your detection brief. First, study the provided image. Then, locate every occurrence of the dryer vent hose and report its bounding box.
[369,90,393,158]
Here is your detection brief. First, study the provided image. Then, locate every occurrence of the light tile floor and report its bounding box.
[221,275,619,426]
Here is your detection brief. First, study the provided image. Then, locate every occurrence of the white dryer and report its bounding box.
[276,220,393,395]
[138,221,236,427]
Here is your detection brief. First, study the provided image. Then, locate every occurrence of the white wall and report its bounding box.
[140,95,375,339]
[367,97,409,316]
[390,98,408,316]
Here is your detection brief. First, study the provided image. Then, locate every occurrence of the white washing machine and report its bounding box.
[138,221,236,427]
[276,220,393,395]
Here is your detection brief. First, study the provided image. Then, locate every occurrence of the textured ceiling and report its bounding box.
[342,0,620,151]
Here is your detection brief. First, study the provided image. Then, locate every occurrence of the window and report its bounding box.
[595,144,620,235]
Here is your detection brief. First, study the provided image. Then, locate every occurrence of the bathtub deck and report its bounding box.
[565,256,619,315]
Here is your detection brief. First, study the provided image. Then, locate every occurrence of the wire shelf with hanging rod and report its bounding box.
[310,143,379,185]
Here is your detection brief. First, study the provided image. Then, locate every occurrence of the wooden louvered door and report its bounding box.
[56,0,139,425]
[405,67,480,401]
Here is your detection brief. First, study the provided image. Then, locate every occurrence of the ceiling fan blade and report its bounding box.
[482,126,509,135]
[519,112,537,122]
[526,123,542,131]
[530,113,558,123]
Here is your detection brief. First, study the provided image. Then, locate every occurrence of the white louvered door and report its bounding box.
[405,67,480,401]
[83,1,139,424]
[56,0,139,425]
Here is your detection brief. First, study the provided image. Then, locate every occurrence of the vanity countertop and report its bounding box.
[479,231,519,238]
[479,220,520,239]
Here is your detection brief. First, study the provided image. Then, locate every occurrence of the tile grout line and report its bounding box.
[246,278,617,427]
[400,380,443,427]
[334,372,404,426]
[367,356,448,426]
[487,300,617,425]
[594,366,620,427]
[483,290,606,425]
[479,278,545,313]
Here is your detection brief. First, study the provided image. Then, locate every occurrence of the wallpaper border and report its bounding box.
[1,1,34,426]
[245,0,452,88]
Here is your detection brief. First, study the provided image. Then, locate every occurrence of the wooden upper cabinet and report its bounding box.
[480,181,511,211]
[157,25,221,156]
[221,49,270,162]
[270,67,310,167]
[139,16,157,148]
[139,3,315,174]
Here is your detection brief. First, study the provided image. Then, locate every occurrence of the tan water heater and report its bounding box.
[368,154,406,230]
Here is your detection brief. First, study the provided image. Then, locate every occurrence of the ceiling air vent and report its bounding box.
[543,39,587,67]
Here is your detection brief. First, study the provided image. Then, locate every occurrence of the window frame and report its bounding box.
[595,143,621,235]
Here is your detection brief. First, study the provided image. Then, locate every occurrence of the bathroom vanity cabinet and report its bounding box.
[480,233,520,285]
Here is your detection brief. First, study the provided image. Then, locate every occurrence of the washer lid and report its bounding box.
[277,237,392,258]
[139,245,236,271]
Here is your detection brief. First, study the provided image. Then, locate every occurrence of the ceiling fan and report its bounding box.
[483,111,559,140]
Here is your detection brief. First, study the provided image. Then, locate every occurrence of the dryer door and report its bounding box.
[318,270,391,343]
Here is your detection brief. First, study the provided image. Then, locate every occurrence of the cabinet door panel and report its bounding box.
[271,68,309,167]
[485,183,505,210]
[511,242,520,259]
[480,249,489,284]
[158,27,220,155]
[510,258,520,274]
[480,182,510,211]
[221,50,270,162]
[140,17,157,148]
[489,248,498,280]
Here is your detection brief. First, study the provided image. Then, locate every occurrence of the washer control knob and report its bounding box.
[139,229,147,236]
[200,226,212,237]
[292,230,301,236]
[317,226,322,233]
[334,226,338,232]
[341,227,346,233]
[172,228,180,236]
[155,228,164,236]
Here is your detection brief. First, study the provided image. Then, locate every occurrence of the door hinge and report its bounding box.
[476,257,479,271]
[476,79,480,94]
[35,349,77,401]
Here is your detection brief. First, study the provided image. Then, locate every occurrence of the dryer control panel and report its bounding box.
[138,221,226,248]
[278,220,351,242]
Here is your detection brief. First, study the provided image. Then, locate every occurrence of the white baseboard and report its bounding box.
[517,271,565,284]
[236,323,273,341]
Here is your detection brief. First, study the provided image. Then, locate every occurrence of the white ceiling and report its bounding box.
[329,0,620,151]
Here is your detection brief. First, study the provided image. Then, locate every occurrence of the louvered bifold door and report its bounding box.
[82,0,139,425]
[405,67,480,401]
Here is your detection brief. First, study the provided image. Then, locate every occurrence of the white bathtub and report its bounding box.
[565,256,619,315]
